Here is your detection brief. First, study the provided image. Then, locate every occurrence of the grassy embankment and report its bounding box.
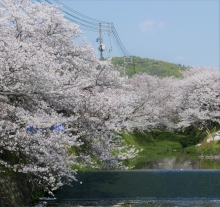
[70,125,220,170]
[184,127,220,157]
[121,125,220,169]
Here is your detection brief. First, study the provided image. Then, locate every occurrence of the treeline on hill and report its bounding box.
[112,56,189,77]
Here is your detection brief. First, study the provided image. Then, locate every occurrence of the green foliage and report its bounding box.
[112,56,188,78]
[120,126,213,168]
[124,140,182,169]
[184,142,220,158]
[121,130,154,146]
[183,124,220,157]
[197,143,220,156]
[121,130,182,168]
[184,146,198,155]
[152,128,205,148]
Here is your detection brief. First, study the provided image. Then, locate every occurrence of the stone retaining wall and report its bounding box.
[0,170,34,207]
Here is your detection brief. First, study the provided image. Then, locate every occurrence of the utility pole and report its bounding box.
[97,23,112,60]
[99,23,104,60]
[123,56,133,77]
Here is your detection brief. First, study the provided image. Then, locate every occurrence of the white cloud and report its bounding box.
[139,19,166,34]
[139,20,154,34]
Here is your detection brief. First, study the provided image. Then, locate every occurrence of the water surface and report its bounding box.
[41,155,220,207]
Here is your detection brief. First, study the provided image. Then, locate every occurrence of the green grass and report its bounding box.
[121,131,182,169]
[125,141,182,169]
[185,142,220,156]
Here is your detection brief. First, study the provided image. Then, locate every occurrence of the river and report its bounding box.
[38,155,220,207]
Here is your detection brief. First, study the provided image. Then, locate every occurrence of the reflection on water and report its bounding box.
[135,155,220,170]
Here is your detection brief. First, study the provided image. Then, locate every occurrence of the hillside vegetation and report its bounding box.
[112,56,189,77]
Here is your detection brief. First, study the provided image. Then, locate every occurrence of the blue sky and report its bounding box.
[49,0,219,68]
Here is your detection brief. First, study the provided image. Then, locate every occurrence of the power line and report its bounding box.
[111,25,130,56]
[34,0,131,58]
[37,0,108,31]
[52,0,108,24]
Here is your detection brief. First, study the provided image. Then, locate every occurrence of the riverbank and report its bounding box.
[121,126,220,169]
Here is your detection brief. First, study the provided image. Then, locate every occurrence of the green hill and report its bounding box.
[112,56,189,78]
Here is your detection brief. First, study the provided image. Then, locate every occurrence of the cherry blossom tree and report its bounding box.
[174,66,220,129]
[125,73,180,131]
[0,0,138,194]
[128,66,220,132]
